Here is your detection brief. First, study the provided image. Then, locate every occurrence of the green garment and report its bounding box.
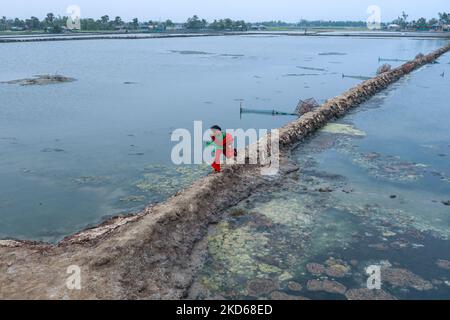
[205,133,226,150]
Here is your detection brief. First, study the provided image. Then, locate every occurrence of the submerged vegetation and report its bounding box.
[135,164,210,198]
[189,47,450,299]
[191,118,450,300]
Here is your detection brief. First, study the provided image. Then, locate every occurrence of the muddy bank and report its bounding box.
[1,43,449,299]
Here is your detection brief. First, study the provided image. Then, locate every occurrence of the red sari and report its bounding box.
[210,133,235,172]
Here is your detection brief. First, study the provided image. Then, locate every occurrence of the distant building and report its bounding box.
[431,24,450,32]
[431,23,441,31]
[115,25,127,32]
[148,23,166,32]
[250,24,267,31]
[137,23,150,31]
[166,23,184,31]
[387,24,401,31]
[10,26,25,31]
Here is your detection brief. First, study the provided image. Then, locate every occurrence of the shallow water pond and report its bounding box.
[190,49,450,300]
[0,35,447,242]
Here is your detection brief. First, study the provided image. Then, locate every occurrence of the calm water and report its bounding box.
[0,35,447,242]
[191,46,450,300]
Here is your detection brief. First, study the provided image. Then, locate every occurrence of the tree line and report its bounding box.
[391,11,450,30]
[0,14,173,32]
[187,15,249,31]
[0,14,250,32]
[1,13,449,33]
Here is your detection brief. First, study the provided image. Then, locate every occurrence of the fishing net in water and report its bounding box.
[377,63,392,75]
[295,98,320,116]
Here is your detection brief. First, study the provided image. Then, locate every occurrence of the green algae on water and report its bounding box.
[135,164,209,197]
[320,123,366,137]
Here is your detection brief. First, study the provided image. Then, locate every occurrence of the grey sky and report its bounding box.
[1,0,448,22]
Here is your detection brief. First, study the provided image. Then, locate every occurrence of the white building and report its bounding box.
[387,24,401,31]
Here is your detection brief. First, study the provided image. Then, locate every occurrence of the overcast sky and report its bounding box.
[2,0,449,22]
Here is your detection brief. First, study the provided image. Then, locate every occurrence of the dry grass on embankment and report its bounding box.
[1,43,449,300]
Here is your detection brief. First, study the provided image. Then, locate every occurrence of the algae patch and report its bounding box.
[320,123,366,136]
[207,222,271,277]
[135,164,209,197]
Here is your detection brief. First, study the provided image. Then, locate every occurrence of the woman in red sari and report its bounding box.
[206,125,236,172]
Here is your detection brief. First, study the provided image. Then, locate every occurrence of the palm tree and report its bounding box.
[132,18,139,29]
[114,16,123,26]
[438,12,449,25]
[46,13,54,23]
[100,15,109,24]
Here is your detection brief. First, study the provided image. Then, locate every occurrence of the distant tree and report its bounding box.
[97,15,114,30]
[209,19,222,30]
[165,19,174,27]
[132,18,139,29]
[415,17,428,30]
[2,11,449,34]
[113,16,123,26]
[52,24,63,33]
[402,11,409,22]
[233,20,247,31]
[438,12,450,24]
[80,18,96,30]
[185,15,207,30]
[48,15,66,33]
[208,18,248,31]
[46,13,55,24]
[26,16,41,30]
[392,12,409,29]
[0,16,7,31]
[100,15,109,24]
[223,18,233,30]
[428,18,439,26]
[42,12,55,30]
[13,18,25,28]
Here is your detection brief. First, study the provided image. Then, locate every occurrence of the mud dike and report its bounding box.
[1,43,450,299]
